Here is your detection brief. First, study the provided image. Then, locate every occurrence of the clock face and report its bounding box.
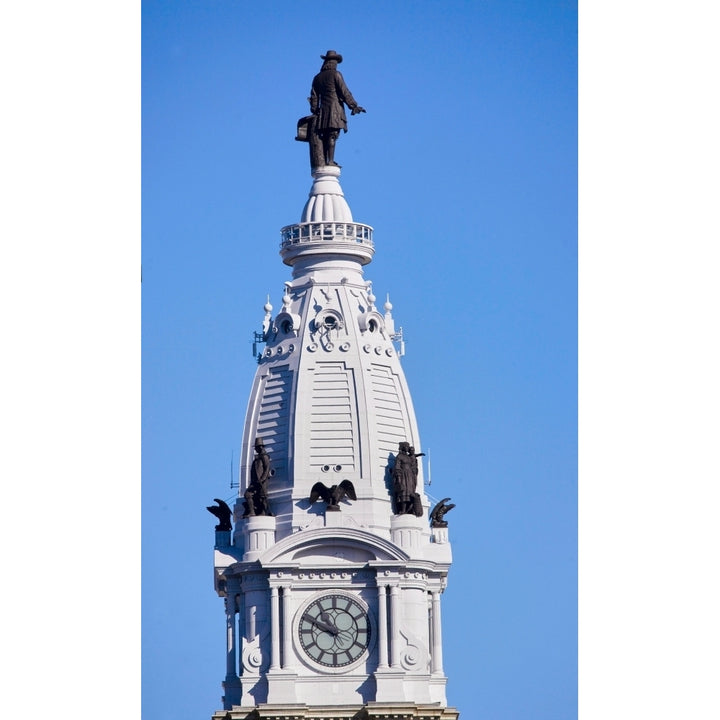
[298,594,371,668]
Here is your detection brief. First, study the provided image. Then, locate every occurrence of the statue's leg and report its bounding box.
[325,130,339,165]
[244,489,255,516]
[309,123,324,169]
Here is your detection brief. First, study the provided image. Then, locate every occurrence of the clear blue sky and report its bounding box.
[142,2,577,719]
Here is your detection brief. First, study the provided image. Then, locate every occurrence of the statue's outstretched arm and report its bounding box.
[335,72,363,114]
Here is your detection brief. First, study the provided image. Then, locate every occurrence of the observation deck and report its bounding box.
[279,165,375,267]
[279,220,374,266]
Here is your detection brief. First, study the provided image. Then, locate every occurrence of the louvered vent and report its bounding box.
[370,363,409,469]
[256,364,292,479]
[309,362,358,471]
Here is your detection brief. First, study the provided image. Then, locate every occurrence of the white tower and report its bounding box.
[212,164,459,720]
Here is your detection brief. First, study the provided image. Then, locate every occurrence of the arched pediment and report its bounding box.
[258,527,409,566]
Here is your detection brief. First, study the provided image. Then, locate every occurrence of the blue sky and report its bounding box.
[3,3,720,720]
[142,2,576,719]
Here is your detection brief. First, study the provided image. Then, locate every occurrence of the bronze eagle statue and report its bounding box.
[309,479,357,510]
[429,497,455,528]
[206,498,233,531]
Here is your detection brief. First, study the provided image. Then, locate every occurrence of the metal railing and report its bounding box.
[280,221,374,250]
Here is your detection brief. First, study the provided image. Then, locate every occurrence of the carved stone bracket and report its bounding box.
[398,628,429,673]
[241,629,270,674]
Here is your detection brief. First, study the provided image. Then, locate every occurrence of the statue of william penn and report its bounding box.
[298,50,365,168]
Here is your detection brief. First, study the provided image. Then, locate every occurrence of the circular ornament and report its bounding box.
[245,649,262,668]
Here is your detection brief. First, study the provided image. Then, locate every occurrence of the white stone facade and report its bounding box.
[213,166,457,717]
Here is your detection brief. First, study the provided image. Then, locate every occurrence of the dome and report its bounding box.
[300,165,353,223]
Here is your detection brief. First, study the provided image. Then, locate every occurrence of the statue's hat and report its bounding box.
[321,50,343,63]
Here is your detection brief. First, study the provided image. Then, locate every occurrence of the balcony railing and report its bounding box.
[280,221,374,250]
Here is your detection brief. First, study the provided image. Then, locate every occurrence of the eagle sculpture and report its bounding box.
[429,497,455,528]
[206,498,233,531]
[308,479,357,510]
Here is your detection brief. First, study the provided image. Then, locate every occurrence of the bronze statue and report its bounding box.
[309,479,357,511]
[243,438,272,517]
[391,441,423,516]
[297,50,365,168]
[430,498,456,528]
[207,498,233,531]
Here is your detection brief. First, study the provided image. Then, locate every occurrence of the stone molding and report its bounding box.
[257,526,411,566]
[213,703,460,720]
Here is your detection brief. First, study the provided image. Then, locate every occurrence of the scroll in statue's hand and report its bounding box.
[351,106,366,115]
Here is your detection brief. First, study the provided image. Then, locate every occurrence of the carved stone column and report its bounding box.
[377,584,389,669]
[281,586,294,669]
[430,591,443,674]
[389,584,400,669]
[270,586,280,670]
[225,594,238,680]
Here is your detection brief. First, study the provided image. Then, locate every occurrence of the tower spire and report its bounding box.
[210,52,458,719]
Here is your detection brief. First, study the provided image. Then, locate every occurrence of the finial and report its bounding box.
[367,284,376,309]
[384,294,396,335]
[262,295,273,336]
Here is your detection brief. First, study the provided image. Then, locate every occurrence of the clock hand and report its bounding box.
[320,611,341,631]
[334,631,351,648]
[312,617,338,635]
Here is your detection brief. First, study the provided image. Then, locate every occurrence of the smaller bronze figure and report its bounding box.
[243,437,273,518]
[309,479,357,511]
[391,441,423,517]
[298,50,365,169]
[207,498,233,531]
[430,498,456,528]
